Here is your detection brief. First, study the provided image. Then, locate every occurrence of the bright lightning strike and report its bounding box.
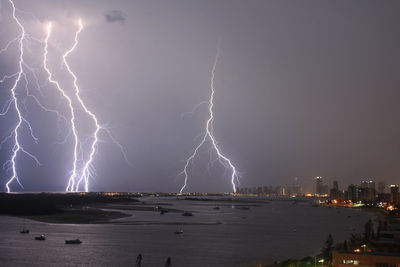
[62,20,101,193]
[46,20,130,192]
[43,22,80,194]
[1,5,130,193]
[2,0,41,192]
[179,49,239,193]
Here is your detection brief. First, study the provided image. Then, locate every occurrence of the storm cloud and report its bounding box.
[104,10,126,24]
[1,0,400,193]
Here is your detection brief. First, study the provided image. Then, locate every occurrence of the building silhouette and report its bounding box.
[390,185,399,205]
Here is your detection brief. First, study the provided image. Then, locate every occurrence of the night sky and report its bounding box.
[1,0,400,192]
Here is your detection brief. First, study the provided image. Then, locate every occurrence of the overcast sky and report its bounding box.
[1,0,400,193]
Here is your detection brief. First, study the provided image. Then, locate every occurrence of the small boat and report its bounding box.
[20,219,29,234]
[65,239,82,244]
[213,207,220,210]
[20,229,29,234]
[174,229,183,234]
[35,235,46,241]
[182,212,193,217]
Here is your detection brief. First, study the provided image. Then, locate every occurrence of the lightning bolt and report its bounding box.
[43,22,80,193]
[2,4,130,193]
[62,20,100,193]
[2,0,41,192]
[46,20,130,192]
[179,48,239,193]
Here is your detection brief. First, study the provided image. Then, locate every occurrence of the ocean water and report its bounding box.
[0,197,378,266]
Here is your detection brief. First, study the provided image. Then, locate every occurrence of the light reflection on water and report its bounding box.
[0,197,377,266]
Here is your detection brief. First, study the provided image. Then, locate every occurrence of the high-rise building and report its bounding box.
[314,176,323,195]
[360,180,376,202]
[390,185,399,206]
[378,182,386,194]
[330,180,343,201]
[275,185,286,196]
[361,180,376,190]
[347,184,358,202]
[292,177,301,196]
[333,180,339,191]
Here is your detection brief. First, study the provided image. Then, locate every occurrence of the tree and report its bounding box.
[349,233,362,249]
[321,234,334,262]
[383,220,388,231]
[343,240,348,251]
[364,219,374,244]
[377,220,383,237]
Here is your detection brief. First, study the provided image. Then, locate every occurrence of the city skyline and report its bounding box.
[238,176,397,196]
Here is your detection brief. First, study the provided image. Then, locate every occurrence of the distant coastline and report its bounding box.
[0,192,137,224]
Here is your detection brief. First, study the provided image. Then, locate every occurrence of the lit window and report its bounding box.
[342,260,360,265]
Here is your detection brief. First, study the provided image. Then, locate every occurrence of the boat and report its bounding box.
[213,206,220,210]
[20,229,29,234]
[65,239,82,244]
[182,212,193,217]
[20,219,29,234]
[174,229,183,234]
[35,235,46,241]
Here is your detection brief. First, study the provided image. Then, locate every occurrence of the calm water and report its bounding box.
[0,197,378,266]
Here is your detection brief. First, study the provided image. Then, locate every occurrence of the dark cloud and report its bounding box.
[104,10,126,24]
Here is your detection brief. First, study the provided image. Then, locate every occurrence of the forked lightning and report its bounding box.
[180,49,239,193]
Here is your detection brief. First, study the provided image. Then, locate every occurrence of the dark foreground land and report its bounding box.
[0,192,322,224]
[0,192,139,223]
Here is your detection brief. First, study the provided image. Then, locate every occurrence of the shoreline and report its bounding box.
[18,207,130,224]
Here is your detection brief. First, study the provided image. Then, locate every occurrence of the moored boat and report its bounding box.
[174,229,183,234]
[35,235,46,241]
[20,219,29,234]
[65,239,82,244]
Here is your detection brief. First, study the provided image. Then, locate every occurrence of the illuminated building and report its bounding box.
[332,251,400,267]
[330,180,344,202]
[359,180,376,203]
[314,176,322,195]
[333,223,400,266]
[347,184,359,202]
[291,177,302,196]
[390,185,399,206]
[314,176,328,195]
